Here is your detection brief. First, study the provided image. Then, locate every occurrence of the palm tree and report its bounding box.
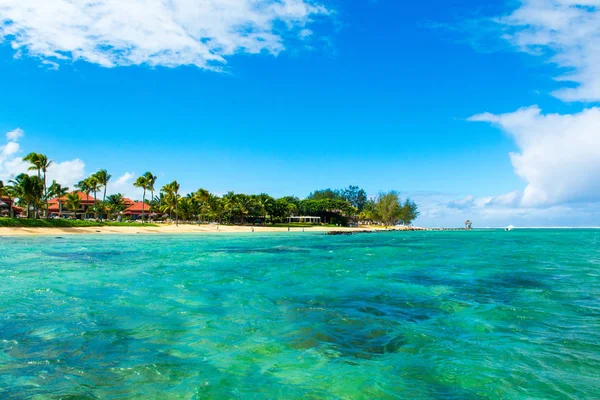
[161,181,180,225]
[23,153,53,218]
[94,170,111,221]
[106,193,126,220]
[48,180,69,217]
[134,175,149,223]
[222,191,237,224]
[235,194,254,225]
[64,192,81,219]
[75,179,92,218]
[9,174,44,218]
[87,176,101,218]
[0,180,4,217]
[144,172,157,212]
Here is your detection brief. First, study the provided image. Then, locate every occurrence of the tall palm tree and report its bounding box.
[161,181,180,225]
[23,153,53,218]
[75,179,92,219]
[143,172,157,212]
[64,192,81,219]
[48,180,69,217]
[86,176,101,219]
[134,175,149,223]
[94,170,111,221]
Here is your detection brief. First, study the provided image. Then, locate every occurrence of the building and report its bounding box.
[0,197,23,217]
[123,201,151,220]
[47,191,97,219]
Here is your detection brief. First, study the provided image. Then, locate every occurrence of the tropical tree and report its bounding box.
[161,181,180,225]
[48,180,69,217]
[399,198,420,226]
[222,191,237,224]
[106,193,126,220]
[144,172,157,212]
[23,152,53,217]
[376,191,401,228]
[235,194,254,224]
[9,174,44,218]
[75,179,92,219]
[86,175,101,218]
[64,192,81,218]
[134,175,149,223]
[359,198,379,224]
[94,169,111,220]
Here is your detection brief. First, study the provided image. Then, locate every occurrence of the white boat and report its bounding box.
[505,225,515,231]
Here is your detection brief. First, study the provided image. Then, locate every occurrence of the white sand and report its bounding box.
[0,224,418,236]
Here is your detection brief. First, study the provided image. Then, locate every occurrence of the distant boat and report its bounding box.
[505,225,515,231]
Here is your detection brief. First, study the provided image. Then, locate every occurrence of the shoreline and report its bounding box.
[0,224,424,237]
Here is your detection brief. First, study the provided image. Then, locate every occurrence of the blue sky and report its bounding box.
[1,0,599,227]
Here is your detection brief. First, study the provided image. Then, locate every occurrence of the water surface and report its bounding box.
[1,230,599,398]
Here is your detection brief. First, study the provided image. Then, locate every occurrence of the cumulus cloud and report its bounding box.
[46,159,86,188]
[497,0,600,102]
[0,131,28,181]
[0,0,330,70]
[6,128,24,142]
[469,106,600,206]
[108,172,144,199]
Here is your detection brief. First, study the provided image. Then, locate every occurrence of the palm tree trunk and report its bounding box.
[142,189,146,224]
[102,186,107,221]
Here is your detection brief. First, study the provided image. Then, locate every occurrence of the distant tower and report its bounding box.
[465,220,472,230]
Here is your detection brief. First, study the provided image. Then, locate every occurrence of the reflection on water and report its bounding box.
[1,230,599,399]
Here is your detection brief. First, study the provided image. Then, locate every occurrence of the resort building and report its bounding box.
[0,197,23,217]
[47,191,97,219]
[123,201,151,220]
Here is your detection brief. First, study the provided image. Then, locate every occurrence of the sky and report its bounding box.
[0,0,599,227]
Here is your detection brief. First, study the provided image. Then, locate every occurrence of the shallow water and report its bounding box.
[1,230,599,399]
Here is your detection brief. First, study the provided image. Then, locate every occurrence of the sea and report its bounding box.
[1,230,599,399]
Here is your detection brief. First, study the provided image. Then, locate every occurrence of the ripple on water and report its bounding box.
[1,230,599,398]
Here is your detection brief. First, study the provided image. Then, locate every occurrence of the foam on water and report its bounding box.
[1,230,599,398]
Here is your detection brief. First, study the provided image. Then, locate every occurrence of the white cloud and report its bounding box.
[470,106,600,206]
[0,0,329,70]
[413,190,600,228]
[0,130,27,181]
[46,159,86,188]
[498,0,600,102]
[108,172,144,199]
[0,128,86,187]
[6,128,24,142]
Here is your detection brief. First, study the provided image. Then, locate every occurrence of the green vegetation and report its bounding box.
[1,151,420,228]
[0,218,157,228]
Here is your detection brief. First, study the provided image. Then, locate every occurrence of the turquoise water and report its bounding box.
[1,230,599,399]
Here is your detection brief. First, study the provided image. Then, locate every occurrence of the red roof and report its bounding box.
[124,202,150,214]
[48,191,97,205]
[123,197,135,206]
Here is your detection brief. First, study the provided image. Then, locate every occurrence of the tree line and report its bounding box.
[1,153,420,226]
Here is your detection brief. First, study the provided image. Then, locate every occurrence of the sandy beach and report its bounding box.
[0,224,420,237]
